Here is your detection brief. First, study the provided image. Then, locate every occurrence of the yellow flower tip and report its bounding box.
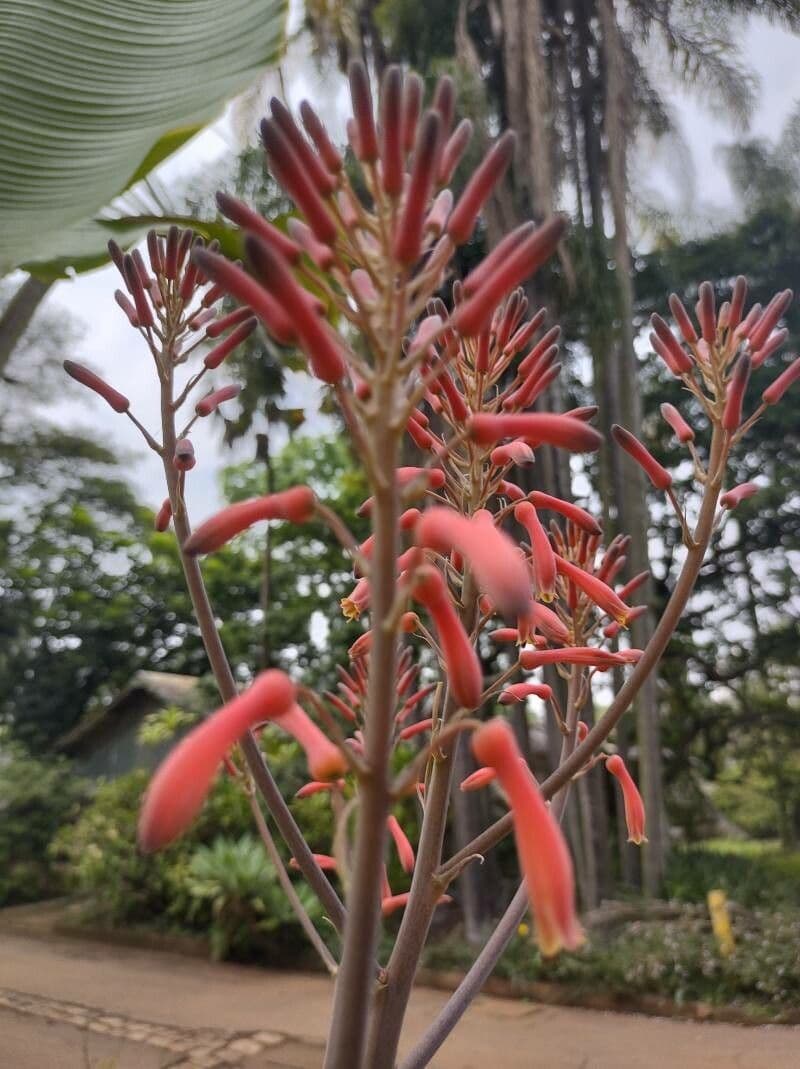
[627,833,649,845]
[340,597,361,620]
[517,922,530,937]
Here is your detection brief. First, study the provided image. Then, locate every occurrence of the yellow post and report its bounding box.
[707,889,735,957]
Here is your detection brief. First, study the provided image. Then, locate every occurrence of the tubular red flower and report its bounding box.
[720,482,759,509]
[416,506,533,618]
[295,780,345,799]
[650,315,693,374]
[387,815,416,873]
[762,355,800,405]
[425,189,454,235]
[472,719,583,957]
[611,425,672,490]
[616,570,649,601]
[341,577,370,620]
[272,703,347,781]
[469,413,602,454]
[498,480,526,502]
[667,293,698,344]
[380,65,404,196]
[461,223,535,298]
[261,119,338,245]
[555,554,632,626]
[184,487,316,555]
[696,281,716,344]
[439,118,473,184]
[394,110,442,264]
[114,289,139,327]
[491,441,535,466]
[286,218,335,270]
[727,275,747,332]
[499,682,553,704]
[446,131,516,246]
[399,718,433,740]
[139,670,295,851]
[660,402,694,443]
[514,501,556,601]
[348,59,379,162]
[382,892,452,917]
[748,289,793,353]
[722,355,751,432]
[527,492,601,536]
[206,305,257,340]
[299,100,343,174]
[520,647,642,670]
[290,853,337,871]
[455,216,568,336]
[63,361,130,413]
[411,565,483,709]
[460,766,497,791]
[154,498,172,532]
[269,97,337,197]
[216,192,301,263]
[401,73,423,153]
[192,248,296,346]
[606,754,647,845]
[173,438,196,471]
[518,602,570,645]
[203,317,258,369]
[751,328,788,369]
[122,254,154,328]
[195,384,241,417]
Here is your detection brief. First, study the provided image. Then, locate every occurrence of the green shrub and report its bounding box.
[0,736,88,906]
[664,843,800,909]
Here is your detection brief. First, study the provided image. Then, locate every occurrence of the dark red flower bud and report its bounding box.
[722,355,751,432]
[394,110,442,264]
[173,438,196,471]
[727,275,747,332]
[216,192,301,263]
[650,314,693,374]
[122,254,153,328]
[455,216,567,336]
[748,289,792,353]
[269,97,337,196]
[146,230,164,276]
[668,293,698,344]
[696,281,716,344]
[402,73,423,154]
[286,218,335,270]
[205,305,257,340]
[164,226,179,280]
[63,360,130,413]
[299,100,343,174]
[447,131,516,247]
[261,119,338,245]
[193,247,297,347]
[114,289,139,327]
[462,223,535,298]
[611,425,672,490]
[195,384,241,417]
[439,118,473,185]
[469,412,602,453]
[155,498,172,532]
[348,59,379,162]
[763,354,800,405]
[380,65,404,196]
[203,317,258,370]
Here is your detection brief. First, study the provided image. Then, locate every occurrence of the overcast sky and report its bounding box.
[33,12,800,520]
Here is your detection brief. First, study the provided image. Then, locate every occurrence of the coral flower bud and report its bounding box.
[411,565,483,709]
[491,441,535,466]
[122,254,154,328]
[380,65,404,196]
[499,480,526,502]
[462,222,535,298]
[720,482,759,509]
[611,425,672,490]
[472,719,583,956]
[295,780,345,799]
[650,315,693,374]
[460,766,497,791]
[606,754,647,845]
[416,506,533,617]
[722,355,751,432]
[184,487,316,555]
[727,275,748,332]
[499,683,553,704]
[216,192,301,264]
[401,72,423,153]
[192,248,296,346]
[173,439,196,471]
[203,317,258,369]
[272,703,347,781]
[387,815,416,873]
[447,130,516,246]
[514,502,556,601]
[527,492,601,536]
[616,570,649,601]
[555,554,632,625]
[469,413,602,453]
[455,216,567,336]
[660,402,694,443]
[399,718,434,740]
[243,237,346,382]
[348,59,379,162]
[63,361,130,413]
[425,188,454,235]
[299,101,343,174]
[439,119,473,184]
[206,305,256,340]
[195,384,241,417]
[394,110,442,264]
[520,647,642,670]
[154,498,172,532]
[762,355,800,405]
[752,327,788,369]
[261,119,338,245]
[519,602,570,645]
[289,854,337,871]
[748,289,792,353]
[269,97,337,196]
[114,289,140,327]
[667,293,698,344]
[139,670,295,851]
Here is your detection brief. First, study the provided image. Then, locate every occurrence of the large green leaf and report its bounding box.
[0,0,288,274]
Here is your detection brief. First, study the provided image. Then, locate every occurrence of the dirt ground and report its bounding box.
[0,926,798,1068]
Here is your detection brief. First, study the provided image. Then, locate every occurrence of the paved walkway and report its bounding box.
[0,928,799,1068]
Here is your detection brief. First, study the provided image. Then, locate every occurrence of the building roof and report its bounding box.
[56,670,202,752]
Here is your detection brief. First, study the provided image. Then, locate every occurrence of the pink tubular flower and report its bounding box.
[290,854,337,872]
[460,766,497,791]
[611,425,672,491]
[387,815,416,873]
[195,384,241,417]
[139,670,295,852]
[63,361,130,413]
[469,413,602,453]
[184,487,316,555]
[271,703,347,781]
[446,130,516,246]
[720,482,759,509]
[606,754,647,845]
[748,289,792,353]
[399,718,434,740]
[762,355,800,406]
[696,281,716,344]
[154,498,172,532]
[394,110,442,264]
[660,403,694,443]
[518,602,570,646]
[416,506,533,618]
[295,780,345,799]
[520,647,643,670]
[382,892,452,917]
[555,555,632,626]
[527,492,601,536]
[411,565,483,709]
[514,502,556,601]
[499,682,553,704]
[472,719,583,957]
[491,441,535,467]
[341,577,370,620]
[649,314,694,375]
[722,356,751,432]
